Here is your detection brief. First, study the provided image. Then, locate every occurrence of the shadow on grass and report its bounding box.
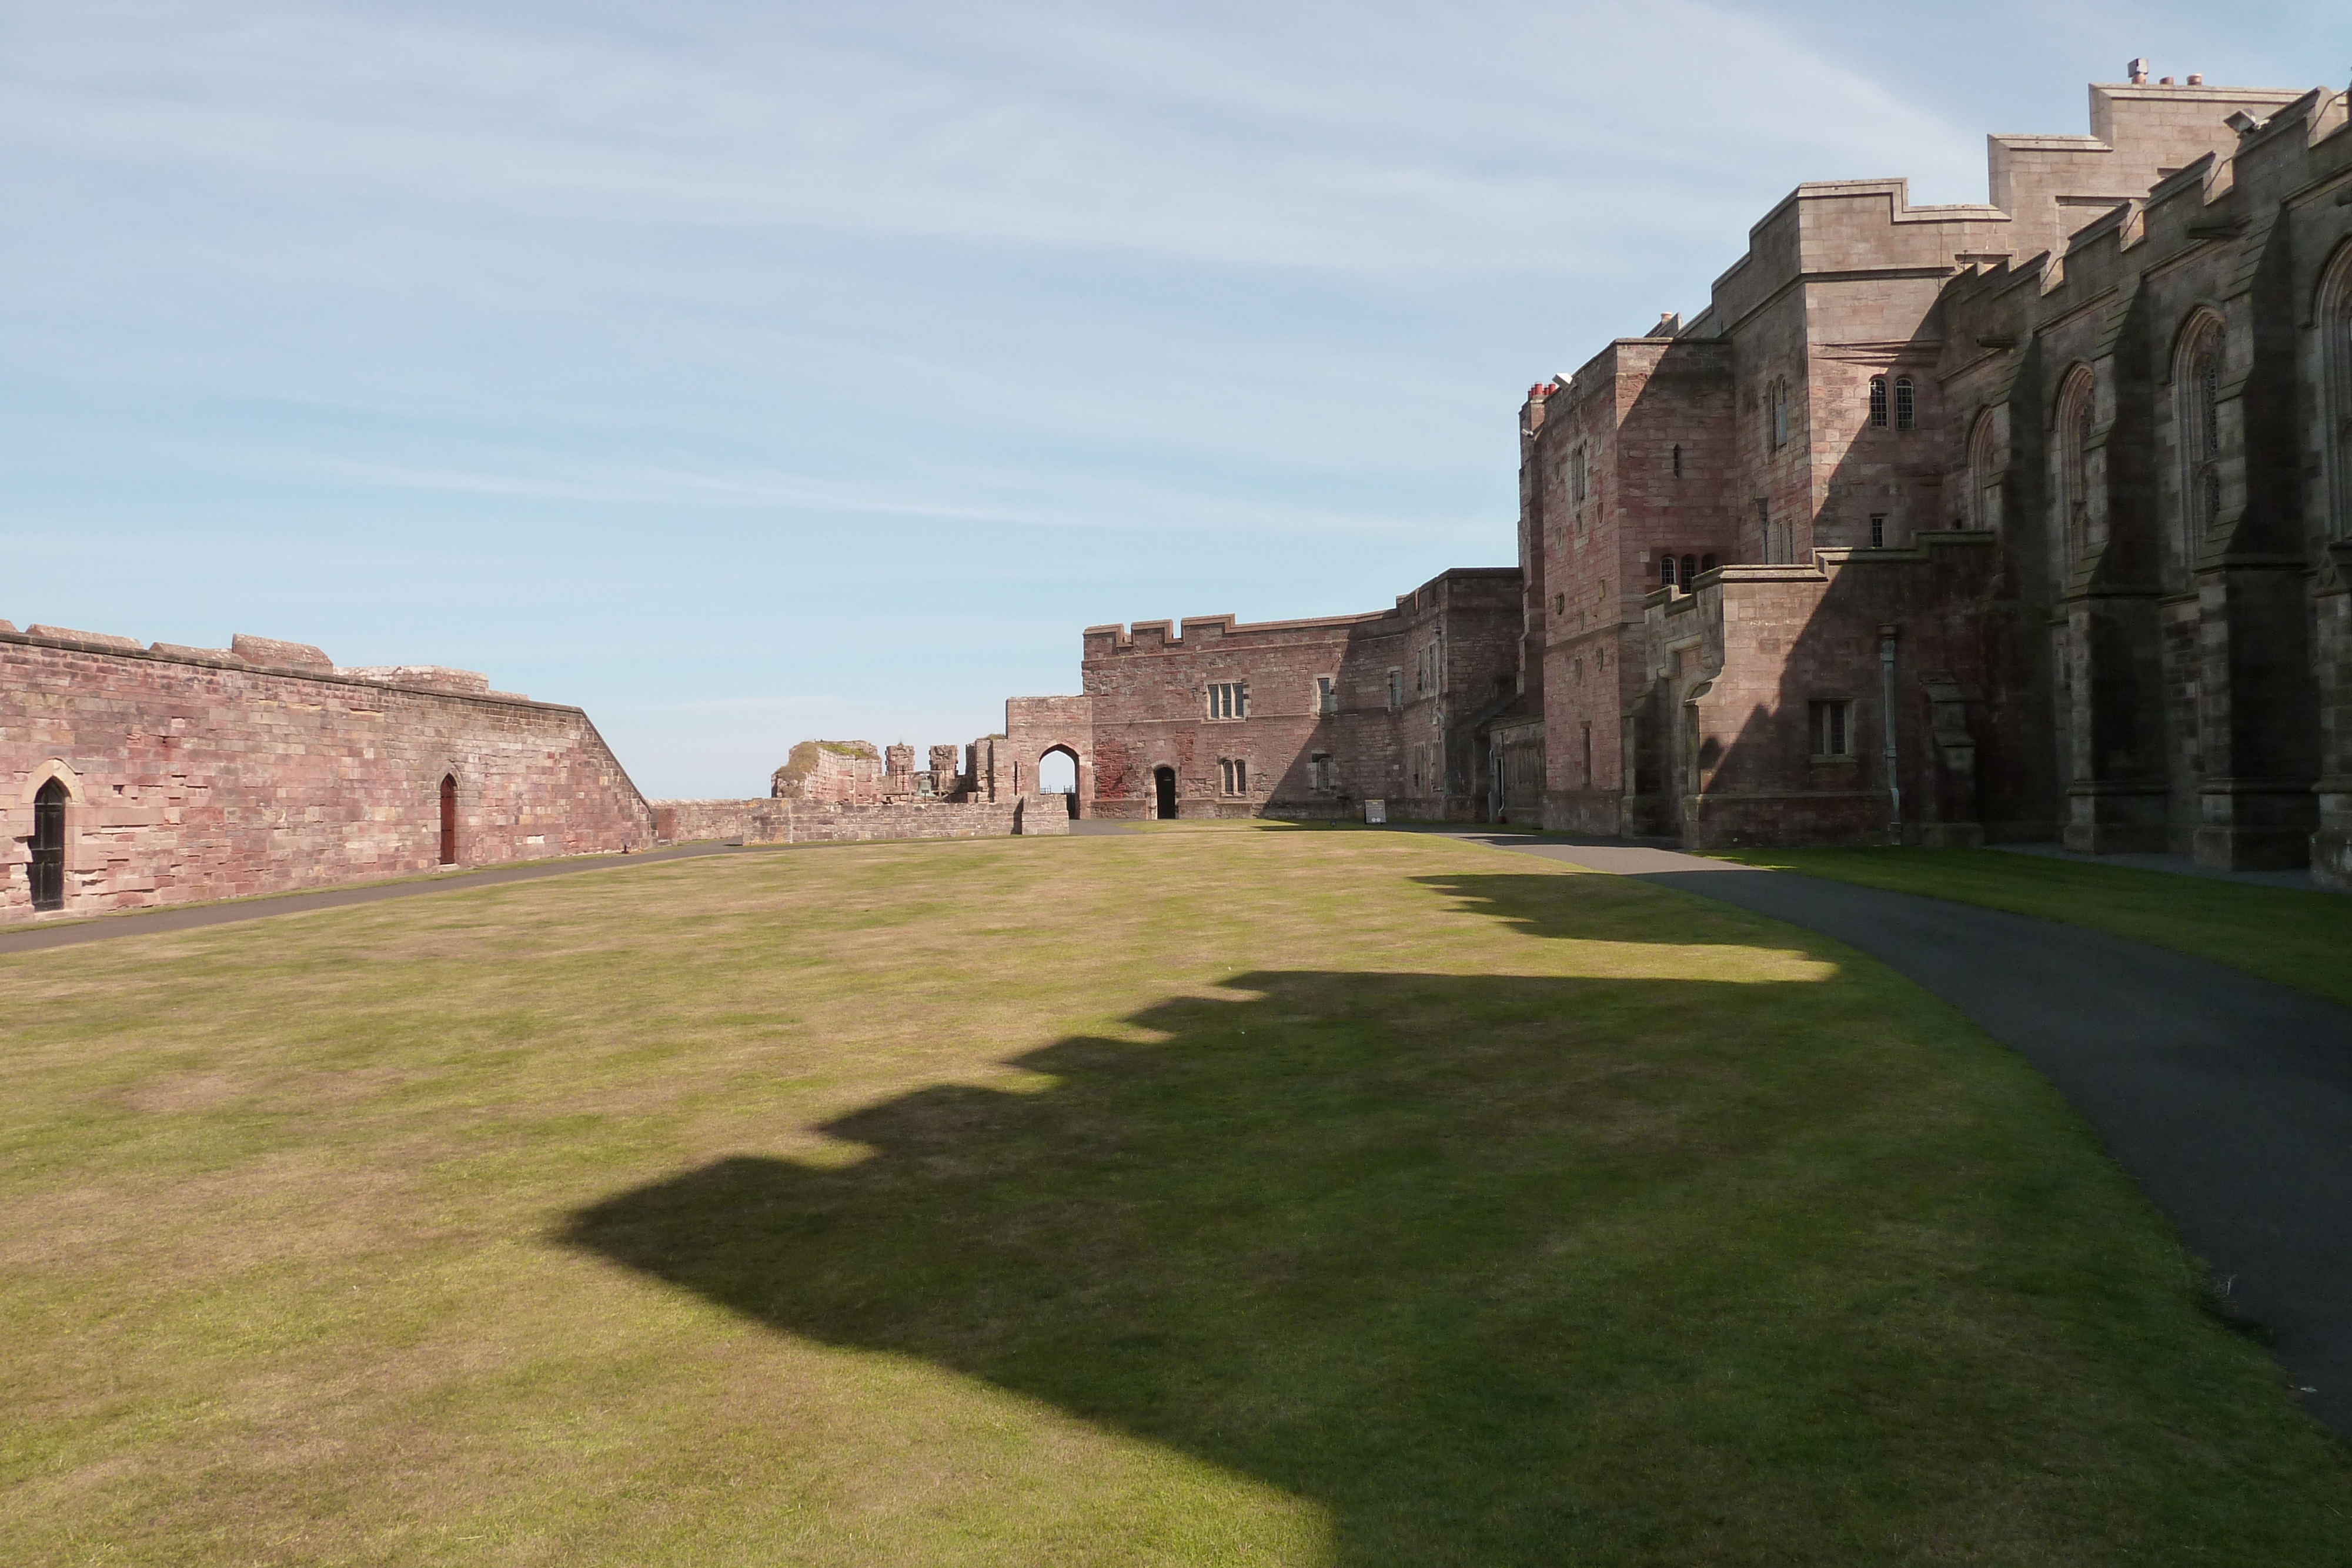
[1412,872,1788,949]
[555,967,2310,1564]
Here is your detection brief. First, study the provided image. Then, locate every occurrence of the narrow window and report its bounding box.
[1869,376,1889,427]
[1755,498,1772,561]
[1969,413,2002,532]
[1552,593,1563,615]
[1661,555,1677,589]
[1699,554,1716,573]
[1671,443,1683,478]
[2057,366,2096,561]
[1681,554,1697,585]
[1808,701,1853,758]
[2321,245,2352,540]
[2176,315,2226,569]
[29,777,67,911]
[1234,757,1247,794]
[1869,513,1886,548]
[1571,444,1588,503]
[1580,722,1593,787]
[1315,675,1337,716]
[1386,668,1402,710]
[1894,377,1916,430]
[439,773,458,865]
[1767,379,1788,449]
[1310,754,1332,792]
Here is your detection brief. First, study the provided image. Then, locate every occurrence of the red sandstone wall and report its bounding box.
[1529,338,1738,831]
[1077,571,1521,823]
[1,626,652,924]
[1004,696,1095,814]
[650,797,1027,844]
[770,740,887,804]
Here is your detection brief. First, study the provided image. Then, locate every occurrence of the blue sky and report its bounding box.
[4,2,2339,797]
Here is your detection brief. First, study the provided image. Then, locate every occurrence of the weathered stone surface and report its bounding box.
[1021,569,1524,823]
[2,626,653,923]
[770,740,886,804]
[652,797,1020,844]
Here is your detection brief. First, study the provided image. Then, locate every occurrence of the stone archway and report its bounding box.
[1037,745,1082,819]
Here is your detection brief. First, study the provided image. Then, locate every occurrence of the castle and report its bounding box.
[1007,67,2352,893]
[10,66,2352,922]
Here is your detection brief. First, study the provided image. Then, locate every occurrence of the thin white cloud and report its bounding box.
[1,1,1978,277]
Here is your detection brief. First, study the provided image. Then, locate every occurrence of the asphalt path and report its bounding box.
[1423,830,2352,1437]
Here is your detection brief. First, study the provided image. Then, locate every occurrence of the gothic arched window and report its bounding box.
[2056,366,2097,564]
[2321,245,2352,541]
[2176,313,2226,570]
[1968,412,2002,532]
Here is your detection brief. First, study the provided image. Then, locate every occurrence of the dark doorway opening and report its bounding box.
[1153,766,1177,820]
[30,778,67,912]
[439,774,458,865]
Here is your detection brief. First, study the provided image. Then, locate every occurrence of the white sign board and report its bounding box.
[1363,798,1387,824]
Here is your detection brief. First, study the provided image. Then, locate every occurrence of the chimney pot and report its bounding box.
[2186,73,2204,85]
[2160,76,2174,85]
[2128,56,2150,85]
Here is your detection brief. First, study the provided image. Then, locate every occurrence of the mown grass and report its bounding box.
[1713,845,2352,1011]
[3,824,2347,1565]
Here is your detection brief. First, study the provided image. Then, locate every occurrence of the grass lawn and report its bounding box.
[4,824,2347,1565]
[1713,845,2352,1012]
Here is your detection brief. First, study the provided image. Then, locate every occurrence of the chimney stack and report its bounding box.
[2127,57,2150,85]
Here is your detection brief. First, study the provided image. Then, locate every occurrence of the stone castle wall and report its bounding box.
[652,795,1064,844]
[1,624,653,924]
[1065,568,1524,822]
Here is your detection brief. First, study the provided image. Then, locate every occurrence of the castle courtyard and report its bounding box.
[7,825,2350,1565]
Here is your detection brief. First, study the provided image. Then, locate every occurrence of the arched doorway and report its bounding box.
[1152,765,1177,820]
[439,774,458,865]
[29,778,67,912]
[1037,745,1080,819]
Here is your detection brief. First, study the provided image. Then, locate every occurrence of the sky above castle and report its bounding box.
[4,1,2340,796]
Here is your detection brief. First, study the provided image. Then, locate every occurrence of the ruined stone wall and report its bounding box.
[1003,696,1095,815]
[1,624,652,924]
[770,740,886,804]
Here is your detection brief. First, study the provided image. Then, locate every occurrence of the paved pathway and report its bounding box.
[1425,830,2352,1436]
[0,841,744,956]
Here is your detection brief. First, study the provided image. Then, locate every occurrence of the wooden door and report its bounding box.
[29,779,66,911]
